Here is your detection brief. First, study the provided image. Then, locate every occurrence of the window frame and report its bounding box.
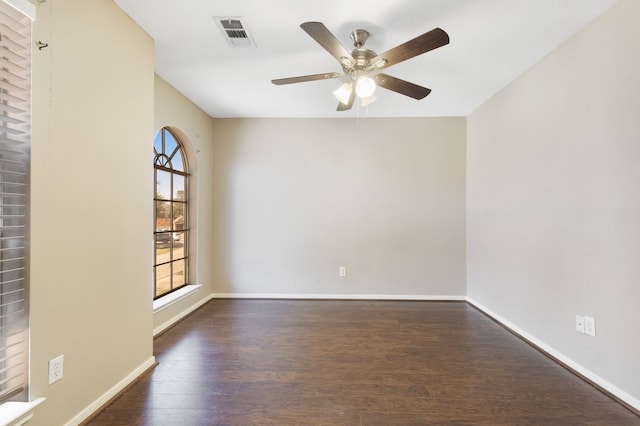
[153,127,190,300]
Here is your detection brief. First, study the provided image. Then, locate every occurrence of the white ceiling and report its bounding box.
[113,0,617,118]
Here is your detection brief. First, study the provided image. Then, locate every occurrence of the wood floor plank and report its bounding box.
[85,300,640,425]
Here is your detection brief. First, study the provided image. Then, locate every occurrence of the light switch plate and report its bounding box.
[338,266,347,277]
[576,315,585,334]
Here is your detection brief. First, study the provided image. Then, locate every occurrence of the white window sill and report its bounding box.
[153,284,201,314]
[0,398,46,426]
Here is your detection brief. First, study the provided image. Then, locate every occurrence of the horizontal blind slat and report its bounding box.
[0,386,24,404]
[0,45,25,64]
[0,147,26,156]
[0,170,27,177]
[0,56,25,74]
[0,100,26,114]
[0,277,24,286]
[0,8,30,35]
[0,77,26,94]
[0,267,25,274]
[0,115,25,125]
[0,91,27,104]
[0,135,26,145]
[0,371,25,388]
[0,289,24,299]
[0,308,25,320]
[0,156,25,165]
[0,18,26,39]
[0,361,25,377]
[0,259,25,265]
[0,35,23,53]
[0,236,25,241]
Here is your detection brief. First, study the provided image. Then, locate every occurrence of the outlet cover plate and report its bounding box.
[48,354,64,385]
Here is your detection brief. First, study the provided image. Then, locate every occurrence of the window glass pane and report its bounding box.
[172,205,186,231]
[155,231,172,251]
[156,170,171,200]
[171,234,185,260]
[172,150,184,172]
[155,263,171,297]
[156,201,171,231]
[174,231,184,246]
[173,175,185,200]
[172,259,186,288]
[153,130,162,155]
[164,130,178,158]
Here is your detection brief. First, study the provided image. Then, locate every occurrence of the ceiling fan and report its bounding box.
[272,22,450,111]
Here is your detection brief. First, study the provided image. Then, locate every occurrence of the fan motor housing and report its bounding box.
[345,48,376,72]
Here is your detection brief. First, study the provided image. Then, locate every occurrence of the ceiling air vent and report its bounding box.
[214,17,256,48]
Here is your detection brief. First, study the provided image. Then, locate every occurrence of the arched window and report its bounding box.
[153,128,189,299]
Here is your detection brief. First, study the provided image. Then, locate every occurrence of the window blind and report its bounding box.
[0,0,31,403]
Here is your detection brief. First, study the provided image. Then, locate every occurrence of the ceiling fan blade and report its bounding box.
[370,28,449,70]
[300,22,355,68]
[374,73,432,100]
[336,88,356,111]
[272,72,342,85]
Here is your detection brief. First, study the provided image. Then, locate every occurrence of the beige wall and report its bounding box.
[29,0,155,424]
[212,118,467,297]
[467,0,640,405]
[153,76,217,331]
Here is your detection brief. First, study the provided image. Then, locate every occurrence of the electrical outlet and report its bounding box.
[48,354,64,385]
[338,266,347,277]
[584,316,596,337]
[575,315,585,334]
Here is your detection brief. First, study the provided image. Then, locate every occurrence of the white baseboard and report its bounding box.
[210,293,466,301]
[153,293,215,337]
[64,356,156,426]
[467,297,640,412]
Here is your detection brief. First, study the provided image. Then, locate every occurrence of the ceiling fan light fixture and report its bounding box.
[355,75,376,98]
[272,22,450,111]
[372,58,388,69]
[339,56,353,69]
[333,83,353,104]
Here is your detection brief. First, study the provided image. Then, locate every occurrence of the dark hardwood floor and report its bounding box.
[85,299,640,425]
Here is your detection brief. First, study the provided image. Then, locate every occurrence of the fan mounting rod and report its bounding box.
[341,29,377,72]
[349,29,369,48]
